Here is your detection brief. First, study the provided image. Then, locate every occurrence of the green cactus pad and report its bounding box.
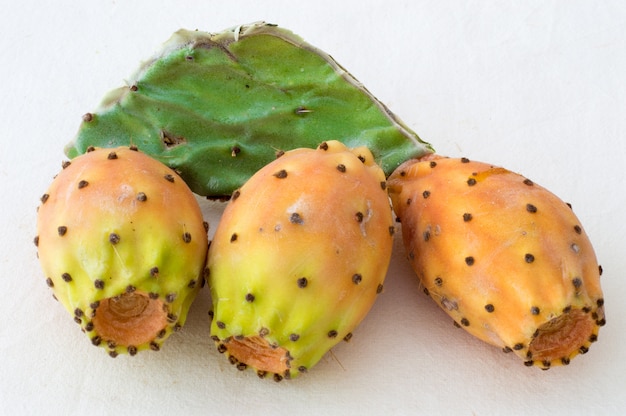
[65,22,433,197]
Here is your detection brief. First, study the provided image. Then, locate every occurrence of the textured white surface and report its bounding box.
[1,1,625,414]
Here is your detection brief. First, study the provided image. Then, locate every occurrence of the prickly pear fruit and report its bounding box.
[65,22,433,198]
[207,140,394,380]
[387,156,605,369]
[35,146,209,356]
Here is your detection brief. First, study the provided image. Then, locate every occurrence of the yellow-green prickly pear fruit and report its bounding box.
[387,156,605,369]
[207,140,394,380]
[35,146,209,356]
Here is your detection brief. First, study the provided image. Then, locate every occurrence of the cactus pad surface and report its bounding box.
[65,22,432,197]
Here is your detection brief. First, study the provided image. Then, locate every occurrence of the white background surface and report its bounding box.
[1,1,625,415]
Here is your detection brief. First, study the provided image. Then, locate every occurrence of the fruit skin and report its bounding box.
[64,22,433,198]
[207,140,394,380]
[35,146,209,356]
[387,156,605,369]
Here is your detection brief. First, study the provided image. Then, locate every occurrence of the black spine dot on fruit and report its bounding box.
[290,213,304,224]
[274,169,288,179]
[572,277,583,289]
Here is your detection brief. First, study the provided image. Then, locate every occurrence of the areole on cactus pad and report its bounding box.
[65,22,433,198]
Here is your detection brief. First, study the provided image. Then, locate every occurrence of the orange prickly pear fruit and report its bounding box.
[387,156,605,369]
[207,140,394,380]
[35,146,209,356]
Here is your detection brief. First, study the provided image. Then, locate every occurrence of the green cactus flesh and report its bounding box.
[65,22,433,197]
[35,146,209,356]
[207,141,395,380]
[387,156,605,369]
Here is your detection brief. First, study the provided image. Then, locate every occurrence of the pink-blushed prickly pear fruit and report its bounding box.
[207,140,394,380]
[387,156,605,369]
[35,146,209,356]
